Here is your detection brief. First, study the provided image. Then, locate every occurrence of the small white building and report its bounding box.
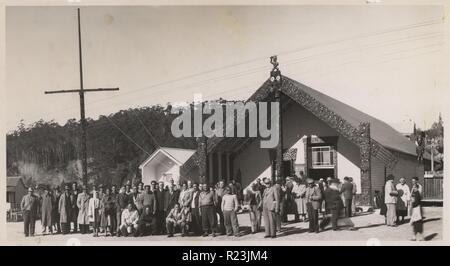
[139,147,196,186]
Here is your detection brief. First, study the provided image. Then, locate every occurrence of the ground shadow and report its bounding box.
[424,233,438,241]
[423,217,441,224]
[238,226,253,236]
[353,223,385,230]
[277,227,310,237]
[351,212,375,218]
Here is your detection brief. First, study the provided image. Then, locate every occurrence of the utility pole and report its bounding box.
[45,8,119,186]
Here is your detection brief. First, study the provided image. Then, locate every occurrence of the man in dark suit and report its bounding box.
[322,179,342,231]
[155,181,167,234]
[166,184,180,212]
[305,178,322,233]
[190,183,202,235]
[70,182,79,233]
[340,177,354,217]
[262,178,280,238]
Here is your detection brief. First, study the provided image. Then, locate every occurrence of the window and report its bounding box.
[311,146,335,169]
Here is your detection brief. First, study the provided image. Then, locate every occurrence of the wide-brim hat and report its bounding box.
[306,178,315,184]
[27,187,33,192]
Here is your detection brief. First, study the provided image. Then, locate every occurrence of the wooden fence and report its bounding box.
[423,176,443,201]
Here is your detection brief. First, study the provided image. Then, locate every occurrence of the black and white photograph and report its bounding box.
[2,1,448,246]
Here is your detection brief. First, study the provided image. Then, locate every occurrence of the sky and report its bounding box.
[5,5,449,133]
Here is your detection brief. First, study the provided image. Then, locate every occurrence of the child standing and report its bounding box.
[410,184,424,241]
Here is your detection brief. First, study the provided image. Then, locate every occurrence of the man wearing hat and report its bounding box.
[150,180,157,193]
[70,182,79,233]
[21,187,38,237]
[305,178,322,233]
[340,177,354,218]
[384,174,398,226]
[59,185,72,234]
[321,179,342,231]
[52,186,62,234]
[262,178,280,238]
[41,186,54,235]
[155,181,168,234]
[125,181,132,196]
[76,186,91,234]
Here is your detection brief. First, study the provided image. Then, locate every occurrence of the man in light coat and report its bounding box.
[384,174,398,227]
[395,177,411,224]
[58,185,72,234]
[120,203,140,237]
[40,187,53,235]
[21,187,38,237]
[76,186,90,234]
[262,178,280,238]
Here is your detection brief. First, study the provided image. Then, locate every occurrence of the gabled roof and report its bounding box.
[181,75,419,174]
[140,147,196,168]
[286,78,417,156]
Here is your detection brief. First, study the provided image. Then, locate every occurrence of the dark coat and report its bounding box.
[70,190,79,222]
[340,182,354,200]
[116,193,129,210]
[166,190,180,211]
[155,189,167,212]
[52,193,60,223]
[323,188,342,211]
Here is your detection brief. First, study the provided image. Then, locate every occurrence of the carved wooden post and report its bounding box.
[196,136,208,184]
[270,55,284,182]
[359,122,372,206]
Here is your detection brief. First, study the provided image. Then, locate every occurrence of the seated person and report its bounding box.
[136,205,157,236]
[119,203,139,237]
[166,203,187,237]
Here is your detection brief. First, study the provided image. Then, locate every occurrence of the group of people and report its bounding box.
[20,178,246,238]
[383,175,424,241]
[20,173,423,240]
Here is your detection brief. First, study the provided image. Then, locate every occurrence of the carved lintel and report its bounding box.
[195,136,208,184]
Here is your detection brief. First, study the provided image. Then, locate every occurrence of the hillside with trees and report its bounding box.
[6,104,198,188]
